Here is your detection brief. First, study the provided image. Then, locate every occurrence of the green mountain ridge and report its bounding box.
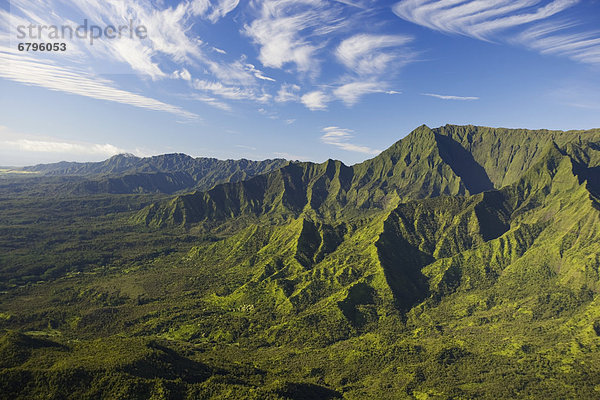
[6,154,289,195]
[2,124,600,399]
[136,125,472,227]
[138,125,600,227]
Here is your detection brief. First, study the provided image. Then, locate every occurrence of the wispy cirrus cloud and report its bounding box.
[1,0,418,117]
[3,139,125,156]
[0,126,139,160]
[240,1,416,111]
[332,0,370,8]
[515,22,600,64]
[336,33,414,75]
[0,47,198,119]
[422,93,479,101]
[243,0,349,74]
[190,94,232,111]
[275,83,301,103]
[301,91,331,110]
[244,62,276,82]
[1,0,266,112]
[17,0,203,78]
[297,78,401,110]
[334,81,391,106]
[172,68,192,81]
[392,0,577,40]
[320,126,381,155]
[192,0,240,23]
[392,0,600,65]
[320,33,413,108]
[192,79,271,102]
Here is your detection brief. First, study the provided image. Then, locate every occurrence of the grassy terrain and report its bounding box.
[1,125,600,399]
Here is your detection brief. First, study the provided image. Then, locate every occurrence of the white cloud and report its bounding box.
[0,47,198,119]
[301,91,330,110]
[174,68,192,81]
[2,0,286,120]
[282,80,399,110]
[245,63,276,82]
[190,94,232,111]
[0,127,130,158]
[193,79,270,102]
[190,0,240,22]
[336,34,413,75]
[0,126,160,165]
[320,126,381,155]
[191,0,211,16]
[133,1,201,62]
[275,83,301,103]
[208,0,241,22]
[205,59,257,85]
[334,81,388,106]
[258,107,280,120]
[392,0,577,40]
[79,0,201,73]
[2,139,125,156]
[516,22,600,65]
[2,0,203,79]
[243,0,348,74]
[333,0,369,8]
[332,34,413,106]
[179,68,192,82]
[107,36,166,80]
[203,56,276,87]
[392,0,599,65]
[422,93,479,101]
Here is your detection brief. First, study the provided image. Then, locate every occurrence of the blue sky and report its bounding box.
[1,0,599,166]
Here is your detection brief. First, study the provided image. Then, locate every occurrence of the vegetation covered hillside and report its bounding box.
[6,154,289,195]
[1,125,600,399]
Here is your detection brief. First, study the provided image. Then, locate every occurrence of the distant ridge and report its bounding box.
[17,154,289,194]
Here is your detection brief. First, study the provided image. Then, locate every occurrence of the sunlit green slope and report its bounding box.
[2,125,600,399]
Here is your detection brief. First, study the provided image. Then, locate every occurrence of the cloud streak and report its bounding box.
[190,94,232,111]
[192,79,270,102]
[1,0,419,116]
[1,0,268,108]
[243,0,348,74]
[422,93,479,101]
[516,22,600,64]
[320,126,381,154]
[302,91,330,110]
[0,47,198,119]
[0,127,130,158]
[336,34,413,75]
[392,0,577,40]
[392,0,600,65]
[2,138,125,156]
[334,81,390,106]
